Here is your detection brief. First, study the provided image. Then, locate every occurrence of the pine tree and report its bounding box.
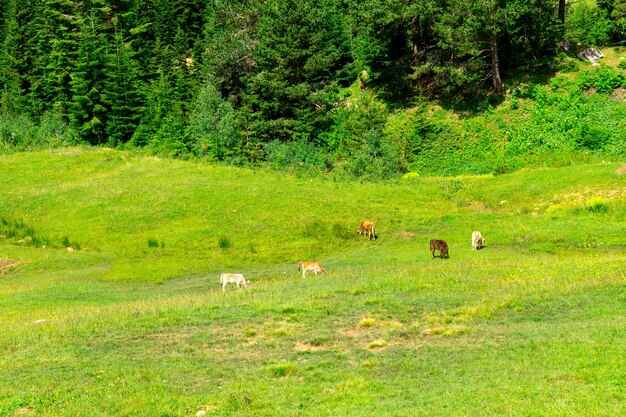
[0,0,21,112]
[17,1,54,117]
[103,26,144,145]
[201,0,260,105]
[246,0,352,144]
[70,11,109,144]
[44,0,82,118]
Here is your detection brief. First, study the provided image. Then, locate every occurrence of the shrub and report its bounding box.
[0,111,78,152]
[574,123,611,150]
[339,129,403,180]
[264,139,327,174]
[189,82,240,161]
[584,197,609,213]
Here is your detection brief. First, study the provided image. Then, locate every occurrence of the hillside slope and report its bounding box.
[0,149,624,416]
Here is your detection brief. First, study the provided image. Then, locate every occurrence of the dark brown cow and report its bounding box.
[430,239,449,259]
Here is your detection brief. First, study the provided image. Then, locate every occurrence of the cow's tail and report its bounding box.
[371,222,376,239]
[297,262,302,272]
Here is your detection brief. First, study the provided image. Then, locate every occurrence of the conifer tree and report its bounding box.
[201,0,260,105]
[0,0,20,112]
[17,1,54,117]
[103,26,144,144]
[70,11,109,144]
[44,0,82,118]
[247,0,352,144]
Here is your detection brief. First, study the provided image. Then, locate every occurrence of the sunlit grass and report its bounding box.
[0,148,624,416]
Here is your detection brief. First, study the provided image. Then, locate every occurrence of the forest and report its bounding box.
[1,0,626,177]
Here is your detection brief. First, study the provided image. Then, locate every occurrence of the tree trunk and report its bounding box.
[411,14,421,67]
[490,30,504,93]
[558,0,566,25]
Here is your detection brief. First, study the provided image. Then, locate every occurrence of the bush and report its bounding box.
[189,82,240,161]
[574,123,611,150]
[584,197,609,213]
[339,129,403,180]
[0,111,77,152]
[264,139,327,174]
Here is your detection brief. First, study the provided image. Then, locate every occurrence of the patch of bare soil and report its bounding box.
[611,87,626,101]
[293,342,330,352]
[396,230,417,239]
[0,259,20,274]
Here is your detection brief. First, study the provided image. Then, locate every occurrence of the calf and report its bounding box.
[220,273,248,292]
[357,219,376,240]
[471,231,485,250]
[298,261,326,278]
[430,239,449,259]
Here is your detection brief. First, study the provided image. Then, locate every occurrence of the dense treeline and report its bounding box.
[1,0,625,176]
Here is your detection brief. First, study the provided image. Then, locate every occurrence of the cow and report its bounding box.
[471,231,485,250]
[357,219,376,240]
[430,239,449,259]
[298,261,326,278]
[220,273,248,292]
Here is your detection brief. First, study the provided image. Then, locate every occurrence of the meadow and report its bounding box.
[0,148,625,416]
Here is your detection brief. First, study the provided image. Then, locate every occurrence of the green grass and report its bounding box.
[0,148,625,416]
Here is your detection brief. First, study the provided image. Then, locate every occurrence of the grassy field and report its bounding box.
[0,148,625,416]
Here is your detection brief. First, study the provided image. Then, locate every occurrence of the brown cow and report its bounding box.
[298,261,326,278]
[430,239,449,259]
[357,220,376,240]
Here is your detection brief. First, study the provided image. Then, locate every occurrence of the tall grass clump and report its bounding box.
[0,216,51,247]
[584,197,610,213]
[147,238,164,248]
[218,236,231,249]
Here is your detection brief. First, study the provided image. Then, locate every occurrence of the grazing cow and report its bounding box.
[357,219,376,240]
[430,239,449,259]
[298,261,326,278]
[471,231,485,250]
[220,273,248,292]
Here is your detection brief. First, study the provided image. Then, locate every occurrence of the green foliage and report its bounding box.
[103,27,144,145]
[264,139,327,174]
[0,111,77,151]
[339,129,403,180]
[568,1,613,46]
[246,0,351,143]
[70,13,110,145]
[188,81,240,160]
[1,0,626,178]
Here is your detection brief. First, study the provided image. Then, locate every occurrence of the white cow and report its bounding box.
[220,273,248,292]
[471,231,485,250]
